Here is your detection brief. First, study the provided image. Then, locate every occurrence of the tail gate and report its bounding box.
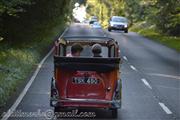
[54,56,120,101]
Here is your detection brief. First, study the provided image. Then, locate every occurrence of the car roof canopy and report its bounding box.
[59,36,117,46]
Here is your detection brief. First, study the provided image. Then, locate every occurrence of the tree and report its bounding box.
[0,0,74,44]
[155,0,180,35]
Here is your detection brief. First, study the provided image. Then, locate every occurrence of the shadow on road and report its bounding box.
[53,108,116,119]
[108,30,127,34]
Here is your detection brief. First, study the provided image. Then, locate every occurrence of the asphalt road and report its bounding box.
[2,23,180,120]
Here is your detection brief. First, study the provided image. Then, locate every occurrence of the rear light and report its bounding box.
[51,88,59,99]
[52,89,57,96]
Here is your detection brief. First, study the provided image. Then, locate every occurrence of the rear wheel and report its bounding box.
[111,108,118,118]
[124,29,128,33]
[54,107,63,118]
[54,107,59,112]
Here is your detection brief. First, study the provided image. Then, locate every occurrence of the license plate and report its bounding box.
[72,77,99,84]
[117,25,123,28]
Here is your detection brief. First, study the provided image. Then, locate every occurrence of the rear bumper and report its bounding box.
[50,98,121,109]
[108,26,127,30]
[50,78,121,109]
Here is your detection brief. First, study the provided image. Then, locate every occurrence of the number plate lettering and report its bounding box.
[72,77,99,84]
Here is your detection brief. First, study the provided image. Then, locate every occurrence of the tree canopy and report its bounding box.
[0,0,74,44]
[0,0,179,42]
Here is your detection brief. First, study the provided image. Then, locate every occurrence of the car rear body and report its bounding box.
[91,22,102,29]
[51,36,122,118]
[89,16,98,24]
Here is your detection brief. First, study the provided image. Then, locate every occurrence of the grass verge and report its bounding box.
[0,23,66,108]
[129,21,180,52]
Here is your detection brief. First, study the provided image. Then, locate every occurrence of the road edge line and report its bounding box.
[1,28,68,120]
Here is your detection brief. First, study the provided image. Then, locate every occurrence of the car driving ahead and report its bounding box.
[108,16,128,33]
[51,36,122,118]
[91,22,102,29]
[89,16,98,24]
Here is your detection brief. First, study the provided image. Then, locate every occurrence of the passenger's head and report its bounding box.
[92,43,102,57]
[71,43,83,56]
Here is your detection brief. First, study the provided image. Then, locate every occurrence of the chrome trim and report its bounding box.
[59,98,113,104]
[51,98,121,108]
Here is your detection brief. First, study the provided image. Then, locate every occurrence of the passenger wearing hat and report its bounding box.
[92,43,102,57]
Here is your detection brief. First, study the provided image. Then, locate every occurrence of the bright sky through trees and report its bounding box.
[73,3,86,22]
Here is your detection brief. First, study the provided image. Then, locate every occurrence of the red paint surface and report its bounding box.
[56,68,117,108]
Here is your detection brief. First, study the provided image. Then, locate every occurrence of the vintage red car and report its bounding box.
[50,36,122,118]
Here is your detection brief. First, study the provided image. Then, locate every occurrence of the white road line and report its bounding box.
[130,65,137,71]
[159,102,172,114]
[141,78,152,89]
[123,56,128,61]
[148,73,180,80]
[1,28,69,120]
